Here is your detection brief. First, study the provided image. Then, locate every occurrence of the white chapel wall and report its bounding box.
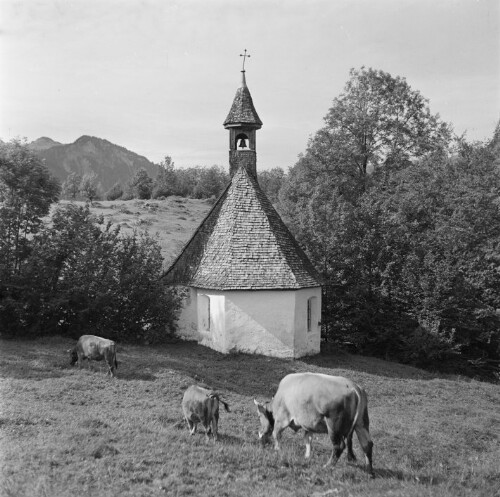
[293,287,322,357]
[224,290,297,358]
[175,287,198,340]
[197,290,226,352]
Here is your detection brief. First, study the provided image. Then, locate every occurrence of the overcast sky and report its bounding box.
[1,0,499,170]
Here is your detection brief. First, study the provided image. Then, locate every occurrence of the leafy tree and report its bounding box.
[79,171,100,203]
[279,68,500,379]
[129,168,153,199]
[105,182,124,201]
[152,156,178,198]
[6,203,181,341]
[61,172,82,200]
[280,67,452,227]
[258,167,285,204]
[0,139,60,277]
[192,165,228,199]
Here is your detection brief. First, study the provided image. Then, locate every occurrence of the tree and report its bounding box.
[258,167,285,204]
[105,182,124,201]
[5,203,181,340]
[152,156,177,198]
[61,172,82,200]
[79,171,100,203]
[278,68,500,379]
[192,165,228,199]
[129,168,153,199]
[281,67,452,221]
[0,139,60,277]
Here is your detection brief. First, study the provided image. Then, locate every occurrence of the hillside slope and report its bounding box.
[63,197,213,268]
[32,136,159,192]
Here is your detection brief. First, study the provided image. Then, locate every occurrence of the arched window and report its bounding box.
[199,294,210,331]
[307,297,318,332]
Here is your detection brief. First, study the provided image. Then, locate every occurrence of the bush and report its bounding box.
[2,204,181,343]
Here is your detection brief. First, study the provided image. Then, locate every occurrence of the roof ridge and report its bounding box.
[226,167,301,286]
[161,182,231,282]
[163,164,320,290]
[238,167,321,286]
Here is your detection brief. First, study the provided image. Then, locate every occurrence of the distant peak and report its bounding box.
[29,136,62,151]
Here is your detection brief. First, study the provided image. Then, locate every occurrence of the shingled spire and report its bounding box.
[223,66,262,179]
[163,63,320,290]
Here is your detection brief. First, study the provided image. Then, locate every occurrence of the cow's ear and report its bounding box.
[254,399,266,415]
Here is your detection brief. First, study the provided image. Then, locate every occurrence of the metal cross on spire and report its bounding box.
[240,49,250,71]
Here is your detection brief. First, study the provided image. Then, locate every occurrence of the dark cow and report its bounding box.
[68,335,118,377]
[254,372,373,475]
[182,385,230,441]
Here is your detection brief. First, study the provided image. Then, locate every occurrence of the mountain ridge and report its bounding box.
[28,135,159,192]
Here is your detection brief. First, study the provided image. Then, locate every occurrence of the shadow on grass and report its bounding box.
[217,433,244,444]
[302,350,458,382]
[373,467,443,485]
[114,341,298,396]
[0,337,461,390]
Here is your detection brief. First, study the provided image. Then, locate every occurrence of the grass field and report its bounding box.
[1,337,499,497]
[58,197,213,268]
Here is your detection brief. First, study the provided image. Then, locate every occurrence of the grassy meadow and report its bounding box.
[1,337,499,497]
[58,197,214,268]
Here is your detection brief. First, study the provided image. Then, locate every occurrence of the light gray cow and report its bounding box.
[254,372,373,475]
[182,385,230,441]
[68,335,118,377]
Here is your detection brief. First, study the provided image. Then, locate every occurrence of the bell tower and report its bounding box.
[223,50,262,179]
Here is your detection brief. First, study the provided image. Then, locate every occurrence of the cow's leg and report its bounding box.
[272,423,287,452]
[347,432,357,462]
[324,417,345,467]
[202,423,211,442]
[355,426,374,476]
[304,431,313,459]
[185,417,197,435]
[211,410,219,442]
[106,359,115,377]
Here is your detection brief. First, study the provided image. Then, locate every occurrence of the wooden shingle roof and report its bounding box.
[223,73,263,128]
[163,167,321,290]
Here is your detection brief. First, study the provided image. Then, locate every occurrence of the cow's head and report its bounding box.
[253,399,274,445]
[68,348,78,365]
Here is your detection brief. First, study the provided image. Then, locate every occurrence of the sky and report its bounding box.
[1,0,499,171]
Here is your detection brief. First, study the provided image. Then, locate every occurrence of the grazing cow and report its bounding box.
[182,385,230,441]
[254,372,373,475]
[68,335,118,377]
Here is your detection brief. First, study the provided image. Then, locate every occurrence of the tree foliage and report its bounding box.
[279,68,500,380]
[61,172,82,200]
[79,171,100,203]
[0,139,60,277]
[258,167,285,204]
[0,140,180,343]
[128,168,153,200]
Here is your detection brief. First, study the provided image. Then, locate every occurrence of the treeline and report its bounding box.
[277,68,500,381]
[61,157,287,204]
[61,159,231,202]
[0,140,180,343]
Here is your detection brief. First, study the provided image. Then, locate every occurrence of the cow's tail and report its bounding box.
[346,386,363,441]
[208,393,230,412]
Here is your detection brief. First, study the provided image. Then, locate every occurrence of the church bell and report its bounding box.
[238,138,246,148]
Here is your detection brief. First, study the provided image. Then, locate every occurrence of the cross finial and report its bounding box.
[240,49,250,71]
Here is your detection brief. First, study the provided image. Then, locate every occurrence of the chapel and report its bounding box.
[163,64,322,358]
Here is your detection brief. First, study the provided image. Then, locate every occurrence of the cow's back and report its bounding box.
[273,373,358,431]
[77,335,114,359]
[182,385,217,421]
